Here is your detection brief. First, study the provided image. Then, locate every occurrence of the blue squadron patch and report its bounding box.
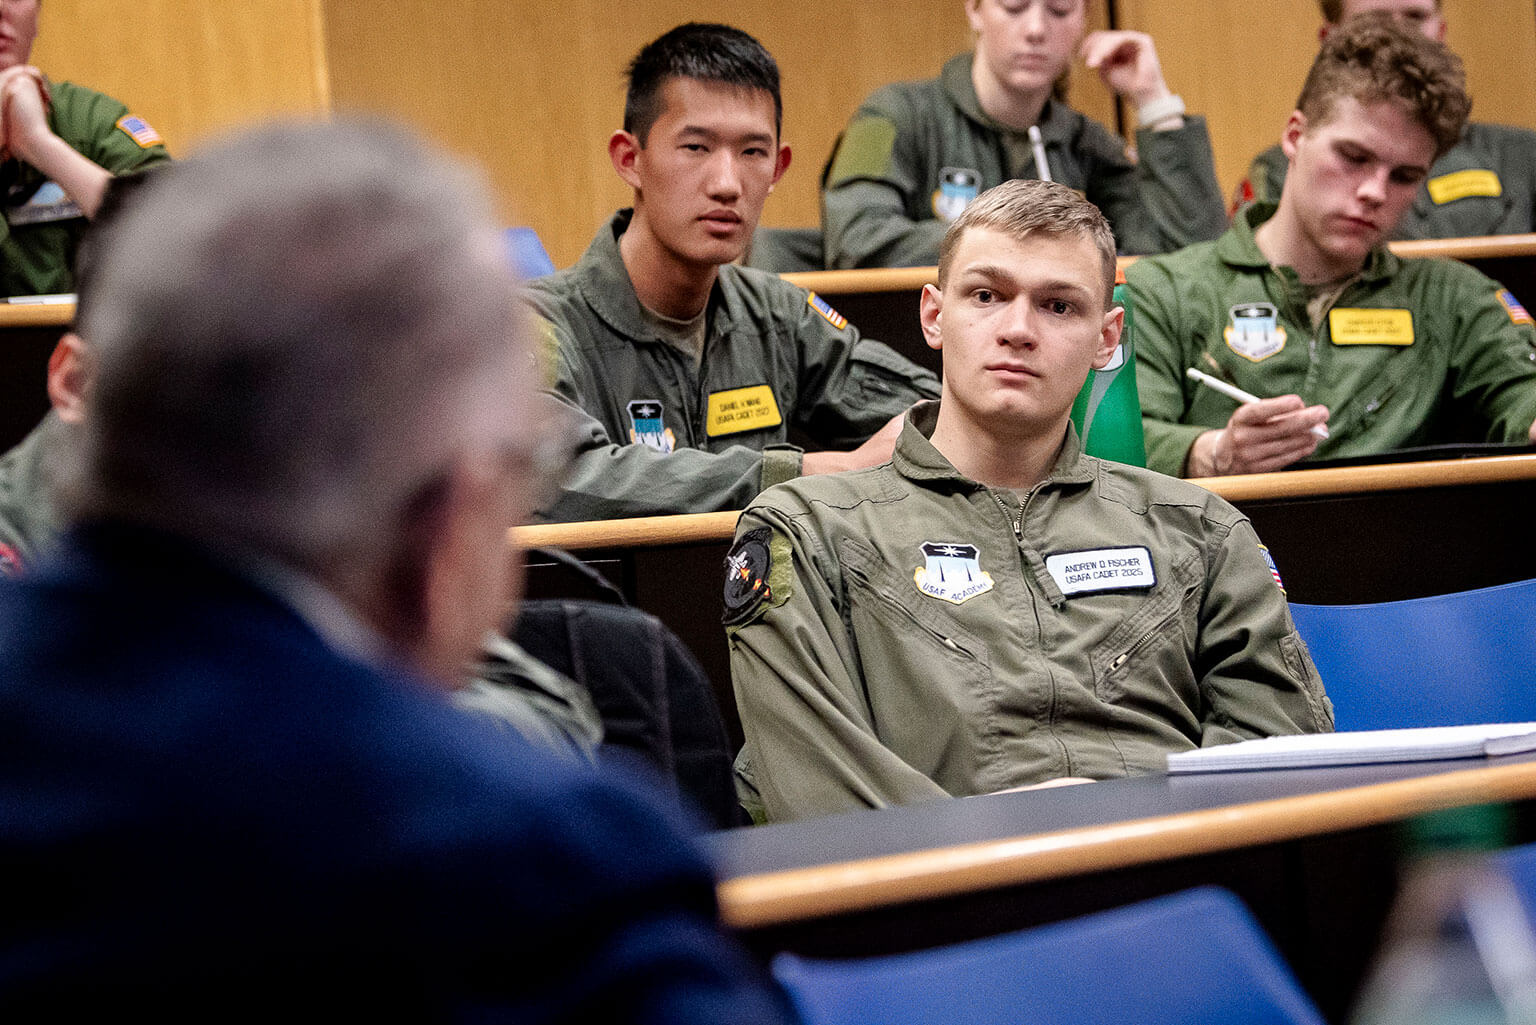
[914,542,994,605]
[1224,302,1287,362]
[626,399,675,453]
[932,167,981,222]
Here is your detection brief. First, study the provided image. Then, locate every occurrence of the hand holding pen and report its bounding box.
[1184,367,1331,477]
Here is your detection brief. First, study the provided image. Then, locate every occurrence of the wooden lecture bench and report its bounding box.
[709,745,1536,1024]
[516,453,1536,752]
[0,301,73,451]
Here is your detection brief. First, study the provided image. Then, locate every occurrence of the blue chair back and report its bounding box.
[504,227,555,279]
[772,887,1325,1025]
[1289,577,1536,732]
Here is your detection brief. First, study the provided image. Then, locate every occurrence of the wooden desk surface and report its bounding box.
[713,752,1536,929]
[780,234,1536,296]
[512,453,1536,552]
[0,301,74,328]
[712,751,1536,1023]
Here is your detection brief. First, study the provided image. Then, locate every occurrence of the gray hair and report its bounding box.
[937,179,1118,310]
[69,118,532,581]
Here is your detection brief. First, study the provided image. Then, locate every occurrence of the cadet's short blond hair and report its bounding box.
[937,179,1117,311]
[1297,12,1468,159]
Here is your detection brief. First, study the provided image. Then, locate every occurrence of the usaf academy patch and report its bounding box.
[627,399,675,453]
[723,527,776,626]
[932,167,981,222]
[913,542,994,605]
[1224,303,1287,362]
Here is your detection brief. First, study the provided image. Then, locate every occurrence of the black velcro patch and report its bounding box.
[722,527,775,626]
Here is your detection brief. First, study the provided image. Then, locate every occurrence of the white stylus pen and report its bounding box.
[1185,367,1330,439]
[1027,124,1052,183]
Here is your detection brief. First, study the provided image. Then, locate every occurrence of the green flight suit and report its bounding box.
[0,411,63,576]
[1,80,171,296]
[1239,123,1536,240]
[525,210,941,522]
[820,53,1226,269]
[726,402,1331,824]
[1129,203,1536,477]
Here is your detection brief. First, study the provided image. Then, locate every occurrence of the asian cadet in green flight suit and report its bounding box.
[525,23,940,523]
[0,0,170,296]
[726,178,1330,825]
[1131,14,1536,479]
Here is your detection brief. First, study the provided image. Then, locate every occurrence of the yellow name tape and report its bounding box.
[1427,169,1502,205]
[706,385,783,437]
[1329,308,1414,347]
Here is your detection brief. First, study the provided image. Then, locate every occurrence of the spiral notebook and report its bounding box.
[1166,723,1536,774]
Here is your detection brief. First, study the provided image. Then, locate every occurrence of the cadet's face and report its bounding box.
[922,225,1119,437]
[626,77,788,269]
[1336,0,1446,41]
[1282,96,1434,274]
[967,0,1085,98]
[0,0,40,71]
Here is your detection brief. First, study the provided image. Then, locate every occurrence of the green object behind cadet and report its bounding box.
[1070,281,1146,467]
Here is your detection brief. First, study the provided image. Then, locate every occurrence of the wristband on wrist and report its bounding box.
[1136,93,1185,130]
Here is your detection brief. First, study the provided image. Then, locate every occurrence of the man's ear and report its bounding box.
[771,144,792,189]
[47,332,91,424]
[1092,305,1126,370]
[609,129,644,190]
[1280,110,1307,163]
[919,283,945,352]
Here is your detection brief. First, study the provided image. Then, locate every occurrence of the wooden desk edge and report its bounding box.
[514,455,1536,551]
[0,302,74,328]
[716,759,1536,930]
[775,236,1536,296]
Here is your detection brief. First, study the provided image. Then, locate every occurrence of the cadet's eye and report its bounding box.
[974,289,997,304]
[1047,299,1074,316]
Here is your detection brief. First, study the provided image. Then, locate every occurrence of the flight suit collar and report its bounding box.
[892,400,1096,489]
[569,209,738,348]
[939,52,1075,149]
[1217,201,1399,284]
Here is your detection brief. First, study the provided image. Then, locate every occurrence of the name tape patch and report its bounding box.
[1427,169,1502,205]
[706,384,782,437]
[1045,546,1155,597]
[1329,308,1414,347]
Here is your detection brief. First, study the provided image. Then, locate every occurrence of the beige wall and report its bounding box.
[1118,0,1536,203]
[25,0,1536,266]
[31,0,330,155]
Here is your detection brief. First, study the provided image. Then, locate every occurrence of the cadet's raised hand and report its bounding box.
[1079,30,1172,111]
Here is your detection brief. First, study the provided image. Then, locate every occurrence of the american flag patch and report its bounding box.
[115,115,163,149]
[1498,290,1533,326]
[1259,544,1284,593]
[807,292,848,331]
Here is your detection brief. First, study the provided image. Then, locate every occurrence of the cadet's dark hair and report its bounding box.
[1297,11,1468,158]
[623,23,782,145]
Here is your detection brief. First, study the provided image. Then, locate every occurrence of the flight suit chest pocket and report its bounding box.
[837,537,997,736]
[1089,553,1200,705]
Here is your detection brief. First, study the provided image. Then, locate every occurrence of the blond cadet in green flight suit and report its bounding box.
[727,180,1330,824]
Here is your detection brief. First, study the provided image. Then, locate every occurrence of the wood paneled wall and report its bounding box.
[31,0,330,154]
[1119,0,1536,202]
[25,1,1536,267]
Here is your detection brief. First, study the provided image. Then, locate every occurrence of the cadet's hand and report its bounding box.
[1079,30,1172,110]
[1186,396,1330,477]
[0,65,51,164]
[802,409,906,476]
